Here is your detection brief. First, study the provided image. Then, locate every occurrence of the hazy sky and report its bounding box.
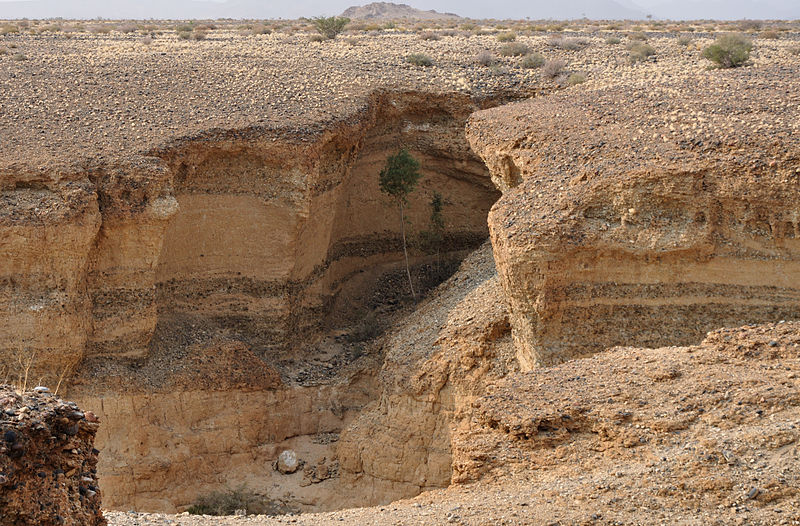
[1,0,799,20]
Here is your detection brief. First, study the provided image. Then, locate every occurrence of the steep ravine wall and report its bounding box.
[467,73,800,369]
[1,90,507,512]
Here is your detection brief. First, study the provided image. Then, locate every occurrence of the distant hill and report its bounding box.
[341,2,460,20]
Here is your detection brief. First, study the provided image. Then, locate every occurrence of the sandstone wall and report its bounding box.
[0,91,499,383]
[467,73,800,369]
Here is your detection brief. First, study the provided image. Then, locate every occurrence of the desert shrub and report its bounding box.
[549,36,589,50]
[520,52,545,68]
[12,53,27,61]
[141,36,153,45]
[188,486,267,516]
[677,36,692,46]
[739,20,762,31]
[541,58,566,79]
[177,31,192,40]
[760,30,779,40]
[175,23,193,33]
[117,24,137,34]
[476,51,496,66]
[703,33,753,68]
[628,31,648,41]
[546,23,566,32]
[460,23,477,31]
[496,31,516,42]
[309,16,349,40]
[605,36,621,45]
[789,46,800,56]
[1,25,19,35]
[406,53,433,66]
[499,42,529,56]
[251,25,271,35]
[192,31,207,41]
[419,31,440,41]
[567,72,586,85]
[440,29,457,37]
[308,34,325,42]
[628,42,656,63]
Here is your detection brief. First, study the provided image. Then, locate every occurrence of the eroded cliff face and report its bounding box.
[0,91,508,512]
[468,72,800,369]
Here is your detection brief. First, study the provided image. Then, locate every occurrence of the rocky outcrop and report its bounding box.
[468,70,800,369]
[450,322,800,523]
[0,386,105,526]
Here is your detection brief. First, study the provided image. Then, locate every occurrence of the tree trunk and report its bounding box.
[400,201,416,299]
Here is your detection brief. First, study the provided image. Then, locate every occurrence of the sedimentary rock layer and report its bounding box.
[0,91,499,383]
[468,69,800,368]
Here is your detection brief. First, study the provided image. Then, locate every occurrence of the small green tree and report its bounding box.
[310,16,350,40]
[703,33,753,68]
[419,192,445,275]
[379,149,422,298]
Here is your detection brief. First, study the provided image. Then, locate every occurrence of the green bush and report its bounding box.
[310,16,349,40]
[520,52,545,68]
[406,53,433,67]
[702,33,753,68]
[499,42,529,57]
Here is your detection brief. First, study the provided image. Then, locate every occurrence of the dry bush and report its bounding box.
[308,34,325,42]
[420,31,440,41]
[188,486,269,516]
[567,72,586,85]
[677,36,693,46]
[605,36,621,45]
[628,31,648,41]
[549,36,590,51]
[760,30,780,40]
[520,52,545,68]
[499,42,529,56]
[628,42,656,63]
[406,53,433,67]
[496,31,516,42]
[476,51,496,66]
[541,58,566,79]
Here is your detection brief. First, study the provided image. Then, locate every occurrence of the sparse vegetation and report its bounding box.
[188,486,267,516]
[406,53,433,67]
[379,149,422,299]
[420,31,440,41]
[496,31,516,42]
[499,42,529,57]
[520,52,545,69]
[677,36,693,46]
[309,16,350,40]
[628,31,648,41]
[476,51,496,66]
[605,36,621,45]
[761,30,780,40]
[703,34,753,68]
[567,72,586,86]
[542,58,566,79]
[549,36,589,51]
[628,43,656,63]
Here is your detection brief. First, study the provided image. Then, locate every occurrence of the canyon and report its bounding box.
[1,23,800,524]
